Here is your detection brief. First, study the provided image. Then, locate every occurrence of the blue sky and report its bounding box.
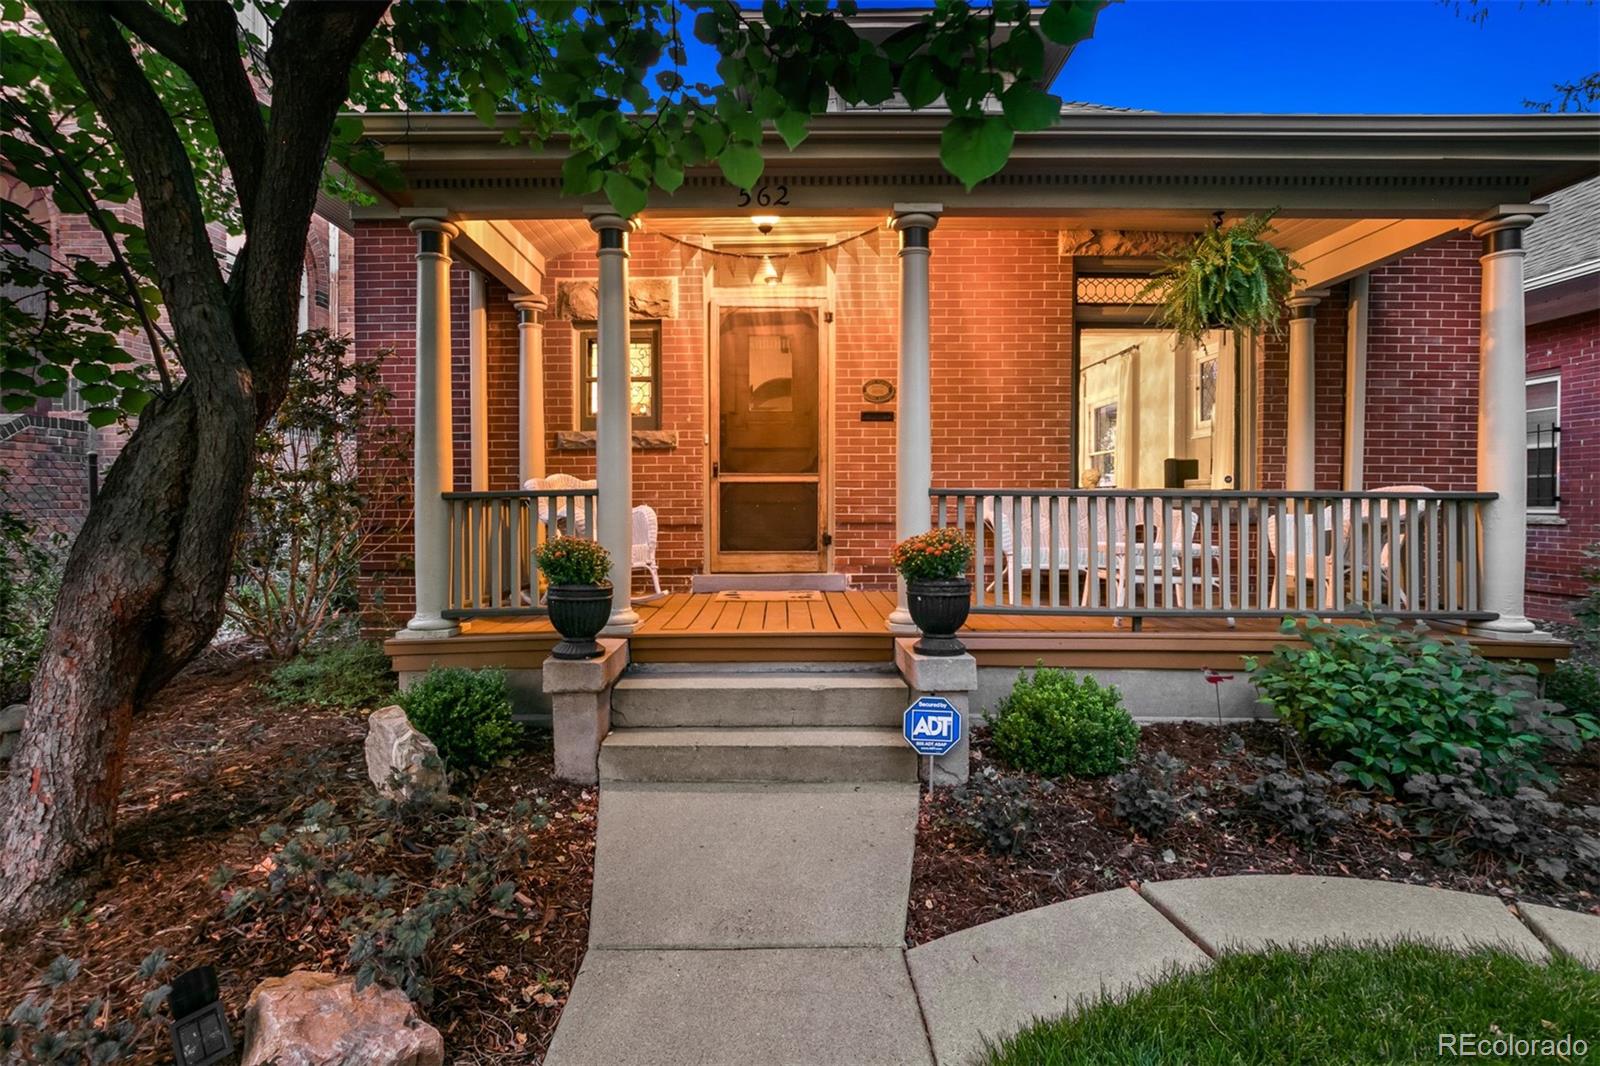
[1054,0,1600,113]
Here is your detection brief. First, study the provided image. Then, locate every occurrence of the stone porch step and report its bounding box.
[599,727,917,783]
[612,670,908,728]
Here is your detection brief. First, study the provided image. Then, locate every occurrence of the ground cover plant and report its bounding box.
[910,721,1598,946]
[982,942,1600,1066]
[0,655,596,1063]
[260,637,396,711]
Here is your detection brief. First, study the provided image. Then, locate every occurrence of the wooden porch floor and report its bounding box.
[406,591,1565,670]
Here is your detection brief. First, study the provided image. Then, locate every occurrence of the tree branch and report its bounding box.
[102,1,192,69]
[37,1,239,394]
[231,0,386,417]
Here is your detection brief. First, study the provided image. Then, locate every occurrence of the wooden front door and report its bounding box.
[709,299,829,572]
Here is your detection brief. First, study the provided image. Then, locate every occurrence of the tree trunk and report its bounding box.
[0,380,256,929]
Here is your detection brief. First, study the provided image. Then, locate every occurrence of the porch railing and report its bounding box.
[930,488,1496,623]
[443,488,598,618]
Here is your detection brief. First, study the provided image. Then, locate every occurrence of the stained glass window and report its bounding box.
[580,323,660,429]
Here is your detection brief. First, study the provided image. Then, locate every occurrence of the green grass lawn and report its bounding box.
[984,942,1600,1065]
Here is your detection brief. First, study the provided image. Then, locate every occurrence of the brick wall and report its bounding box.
[1361,235,1482,491]
[1526,309,1599,621]
[354,221,418,631]
[0,416,90,541]
[1257,283,1350,490]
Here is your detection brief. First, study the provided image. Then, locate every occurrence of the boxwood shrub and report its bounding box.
[399,667,522,773]
[991,667,1138,777]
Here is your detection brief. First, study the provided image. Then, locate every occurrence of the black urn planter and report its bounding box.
[547,583,613,660]
[907,577,971,657]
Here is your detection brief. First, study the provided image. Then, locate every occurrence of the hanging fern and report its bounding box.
[1141,211,1302,342]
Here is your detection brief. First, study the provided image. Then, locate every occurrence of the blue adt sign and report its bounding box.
[903,696,962,757]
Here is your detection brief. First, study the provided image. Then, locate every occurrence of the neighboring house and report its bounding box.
[1524,176,1600,623]
[0,180,355,540]
[339,30,1595,729]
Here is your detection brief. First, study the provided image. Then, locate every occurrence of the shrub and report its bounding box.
[1247,616,1585,794]
[990,667,1138,777]
[1111,751,1197,838]
[891,527,974,582]
[0,472,62,705]
[399,667,521,772]
[263,640,397,710]
[1545,660,1600,728]
[228,331,408,658]
[536,536,611,586]
[949,765,1046,856]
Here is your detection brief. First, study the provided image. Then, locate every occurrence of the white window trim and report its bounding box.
[1526,372,1560,514]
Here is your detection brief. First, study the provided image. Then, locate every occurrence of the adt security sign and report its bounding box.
[903,696,962,757]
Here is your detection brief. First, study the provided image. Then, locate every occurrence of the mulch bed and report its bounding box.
[909,722,1600,947]
[0,651,596,1064]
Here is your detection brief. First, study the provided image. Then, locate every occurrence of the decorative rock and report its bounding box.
[364,706,444,799]
[242,971,443,1066]
[555,277,677,320]
[0,703,23,763]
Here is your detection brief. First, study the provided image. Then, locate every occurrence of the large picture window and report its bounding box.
[577,321,661,430]
[1527,373,1559,511]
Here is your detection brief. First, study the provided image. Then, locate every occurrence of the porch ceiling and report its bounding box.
[506,210,1466,282]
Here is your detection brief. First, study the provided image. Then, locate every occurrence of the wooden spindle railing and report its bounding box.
[442,488,598,618]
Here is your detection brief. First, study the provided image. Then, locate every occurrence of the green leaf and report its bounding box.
[855,52,894,105]
[1000,84,1062,132]
[900,55,943,110]
[717,143,764,191]
[560,151,603,196]
[939,116,1014,189]
[601,171,646,216]
[652,154,684,194]
[773,110,809,150]
[1040,0,1103,45]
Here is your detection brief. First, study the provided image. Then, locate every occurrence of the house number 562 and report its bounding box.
[737,183,790,207]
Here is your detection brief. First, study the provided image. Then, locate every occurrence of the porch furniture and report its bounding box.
[633,504,661,596]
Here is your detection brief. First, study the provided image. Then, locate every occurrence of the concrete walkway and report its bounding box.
[549,804,1600,1066]
[545,781,929,1066]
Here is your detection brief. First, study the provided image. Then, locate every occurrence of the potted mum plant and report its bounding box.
[892,527,975,657]
[1142,210,1301,342]
[536,536,613,660]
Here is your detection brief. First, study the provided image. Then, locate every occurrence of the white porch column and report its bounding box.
[589,211,638,629]
[889,204,941,628]
[402,218,459,636]
[513,294,548,484]
[1284,289,1327,491]
[468,270,489,491]
[1471,212,1539,633]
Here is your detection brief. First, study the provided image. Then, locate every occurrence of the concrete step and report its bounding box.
[599,727,918,783]
[612,671,909,728]
[690,573,850,592]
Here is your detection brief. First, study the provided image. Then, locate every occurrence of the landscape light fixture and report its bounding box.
[168,965,233,1066]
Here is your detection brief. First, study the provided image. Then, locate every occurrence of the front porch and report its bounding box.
[353,112,1598,693]
[385,588,1565,673]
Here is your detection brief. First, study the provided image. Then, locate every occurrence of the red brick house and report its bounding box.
[346,102,1597,696]
[1524,176,1599,622]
